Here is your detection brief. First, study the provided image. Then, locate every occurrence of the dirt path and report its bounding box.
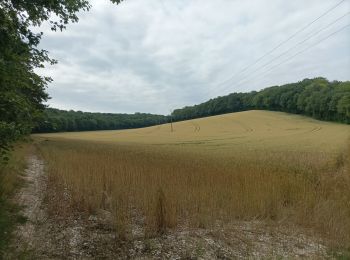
[5,154,47,258]
[5,153,330,259]
[5,153,96,259]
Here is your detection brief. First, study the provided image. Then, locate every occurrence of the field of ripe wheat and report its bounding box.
[38,110,349,153]
[35,110,350,249]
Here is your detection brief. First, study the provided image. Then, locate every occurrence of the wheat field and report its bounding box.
[34,111,350,248]
[37,110,349,153]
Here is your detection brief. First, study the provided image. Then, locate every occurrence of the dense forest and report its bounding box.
[33,77,350,133]
[172,77,350,124]
[33,109,167,133]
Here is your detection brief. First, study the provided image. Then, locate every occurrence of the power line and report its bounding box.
[233,0,347,72]
[202,0,348,96]
[157,0,348,100]
[231,23,350,91]
[215,11,350,95]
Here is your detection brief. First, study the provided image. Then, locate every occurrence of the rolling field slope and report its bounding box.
[37,110,350,154]
[33,110,350,255]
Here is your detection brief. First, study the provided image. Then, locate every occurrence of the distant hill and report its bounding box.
[35,110,350,153]
[33,77,350,133]
[172,77,350,124]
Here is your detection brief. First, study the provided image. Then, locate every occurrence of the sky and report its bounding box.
[36,0,350,115]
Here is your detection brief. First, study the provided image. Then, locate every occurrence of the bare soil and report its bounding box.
[5,153,330,259]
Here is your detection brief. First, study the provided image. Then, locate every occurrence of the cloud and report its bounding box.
[35,0,350,114]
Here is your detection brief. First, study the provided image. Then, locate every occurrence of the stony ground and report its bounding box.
[5,154,330,259]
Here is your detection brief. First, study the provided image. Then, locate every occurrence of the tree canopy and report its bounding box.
[33,108,167,133]
[171,78,350,124]
[33,78,350,134]
[0,0,123,161]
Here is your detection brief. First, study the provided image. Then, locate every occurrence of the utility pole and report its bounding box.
[169,109,174,132]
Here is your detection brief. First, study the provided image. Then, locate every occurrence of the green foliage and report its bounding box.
[33,108,168,133]
[0,0,124,161]
[0,144,28,256]
[0,198,22,255]
[34,78,349,134]
[172,78,350,124]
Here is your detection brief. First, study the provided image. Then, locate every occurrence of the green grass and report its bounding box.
[0,144,29,257]
[329,250,350,260]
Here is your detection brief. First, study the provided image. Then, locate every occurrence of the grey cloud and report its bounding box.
[36,0,350,114]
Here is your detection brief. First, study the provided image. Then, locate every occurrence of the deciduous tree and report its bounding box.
[0,0,124,161]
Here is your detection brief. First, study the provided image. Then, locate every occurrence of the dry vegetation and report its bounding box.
[35,111,350,252]
[39,110,349,153]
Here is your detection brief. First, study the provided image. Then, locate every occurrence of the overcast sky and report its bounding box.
[36,0,350,114]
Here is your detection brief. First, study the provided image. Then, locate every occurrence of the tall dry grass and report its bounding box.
[37,139,350,249]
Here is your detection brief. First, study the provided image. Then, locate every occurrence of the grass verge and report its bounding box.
[0,143,30,257]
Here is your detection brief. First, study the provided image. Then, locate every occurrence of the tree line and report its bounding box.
[172,78,350,124]
[33,109,167,133]
[33,77,349,134]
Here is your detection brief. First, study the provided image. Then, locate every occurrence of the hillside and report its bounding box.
[172,78,350,124]
[36,110,350,153]
[32,78,350,134]
[30,109,350,258]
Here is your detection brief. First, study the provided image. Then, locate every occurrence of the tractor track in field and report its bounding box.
[309,126,323,133]
[190,121,201,132]
[229,118,254,133]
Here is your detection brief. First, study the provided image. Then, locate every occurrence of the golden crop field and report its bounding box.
[34,110,350,248]
[37,110,349,154]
